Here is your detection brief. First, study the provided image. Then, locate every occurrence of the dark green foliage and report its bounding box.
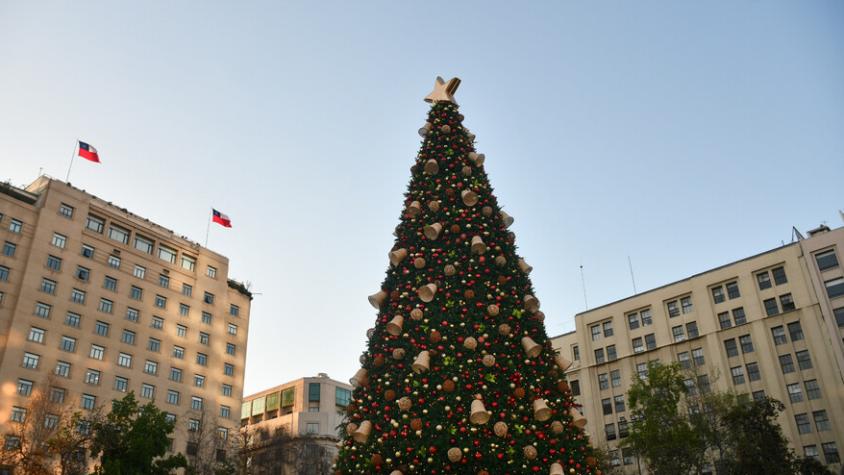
[717,396,797,475]
[89,392,186,475]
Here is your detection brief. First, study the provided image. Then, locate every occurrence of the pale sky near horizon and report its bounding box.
[1,1,842,395]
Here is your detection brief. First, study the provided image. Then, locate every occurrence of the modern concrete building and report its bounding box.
[240,374,352,475]
[0,176,252,466]
[552,225,844,474]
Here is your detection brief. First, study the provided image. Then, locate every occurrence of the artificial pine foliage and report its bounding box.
[335,78,598,475]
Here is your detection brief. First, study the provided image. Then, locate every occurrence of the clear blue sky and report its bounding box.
[1,1,842,395]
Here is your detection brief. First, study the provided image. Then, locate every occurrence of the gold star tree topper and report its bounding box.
[424,76,461,104]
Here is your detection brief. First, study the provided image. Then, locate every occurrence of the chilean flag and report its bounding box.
[212,209,232,228]
[77,141,100,163]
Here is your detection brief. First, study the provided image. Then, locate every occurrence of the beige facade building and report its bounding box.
[0,176,252,465]
[552,225,844,473]
[240,374,352,474]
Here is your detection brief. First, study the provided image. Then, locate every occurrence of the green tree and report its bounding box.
[716,396,797,475]
[334,77,596,474]
[624,361,707,475]
[796,456,834,475]
[89,392,186,475]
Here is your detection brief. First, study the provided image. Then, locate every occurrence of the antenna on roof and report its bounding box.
[579,261,588,310]
[628,256,638,294]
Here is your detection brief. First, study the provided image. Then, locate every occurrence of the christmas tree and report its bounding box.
[335,77,599,475]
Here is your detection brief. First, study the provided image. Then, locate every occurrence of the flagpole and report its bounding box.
[65,139,79,182]
[204,209,212,248]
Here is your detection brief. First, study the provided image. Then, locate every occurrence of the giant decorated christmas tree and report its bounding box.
[335,77,599,475]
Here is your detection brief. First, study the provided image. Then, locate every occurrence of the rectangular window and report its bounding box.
[730,366,745,385]
[698,374,711,394]
[796,350,812,370]
[335,387,352,407]
[148,337,161,352]
[667,300,680,317]
[692,348,705,366]
[805,380,821,400]
[678,351,691,369]
[170,367,183,382]
[126,307,139,322]
[118,353,132,368]
[167,390,180,405]
[230,304,240,317]
[89,344,105,360]
[132,265,146,280]
[2,241,15,257]
[132,233,155,253]
[605,423,617,441]
[226,343,236,355]
[572,345,580,361]
[813,410,830,432]
[159,274,170,288]
[28,327,46,343]
[204,292,215,304]
[779,354,795,374]
[636,362,648,379]
[764,298,779,316]
[822,443,840,465]
[115,376,129,393]
[787,321,803,341]
[0,265,8,281]
[787,383,803,403]
[176,325,187,338]
[726,281,740,299]
[103,276,117,292]
[711,286,725,304]
[75,265,90,281]
[227,323,238,335]
[51,232,67,248]
[632,337,644,354]
[121,329,135,345]
[98,298,113,314]
[602,320,613,337]
[70,289,86,304]
[724,339,738,358]
[746,362,761,382]
[309,382,321,402]
[686,321,699,339]
[590,324,601,340]
[173,346,185,359]
[598,373,609,390]
[202,312,212,324]
[194,374,205,387]
[606,345,617,361]
[718,312,732,330]
[158,245,177,264]
[757,271,772,290]
[602,398,613,415]
[154,295,166,308]
[732,307,746,325]
[81,244,95,258]
[140,384,155,399]
[59,203,74,218]
[85,369,101,385]
[94,320,109,336]
[594,348,605,364]
[614,394,625,413]
[151,317,164,329]
[86,215,104,233]
[54,360,70,377]
[199,332,210,345]
[780,294,795,312]
[610,369,621,387]
[108,225,130,244]
[46,254,62,271]
[34,302,52,318]
[179,303,190,317]
[224,363,234,376]
[825,277,844,299]
[222,384,232,397]
[207,265,217,278]
[11,406,27,423]
[815,249,839,271]
[81,394,96,410]
[627,312,639,330]
[181,255,196,271]
[672,325,685,342]
[739,334,754,353]
[772,266,787,285]
[197,353,208,366]
[771,326,787,345]
[107,255,121,269]
[639,308,652,325]
[17,379,33,397]
[191,396,203,410]
[795,413,812,434]
[570,380,580,396]
[681,296,693,314]
[645,333,656,350]
[60,336,77,352]
[130,285,143,300]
